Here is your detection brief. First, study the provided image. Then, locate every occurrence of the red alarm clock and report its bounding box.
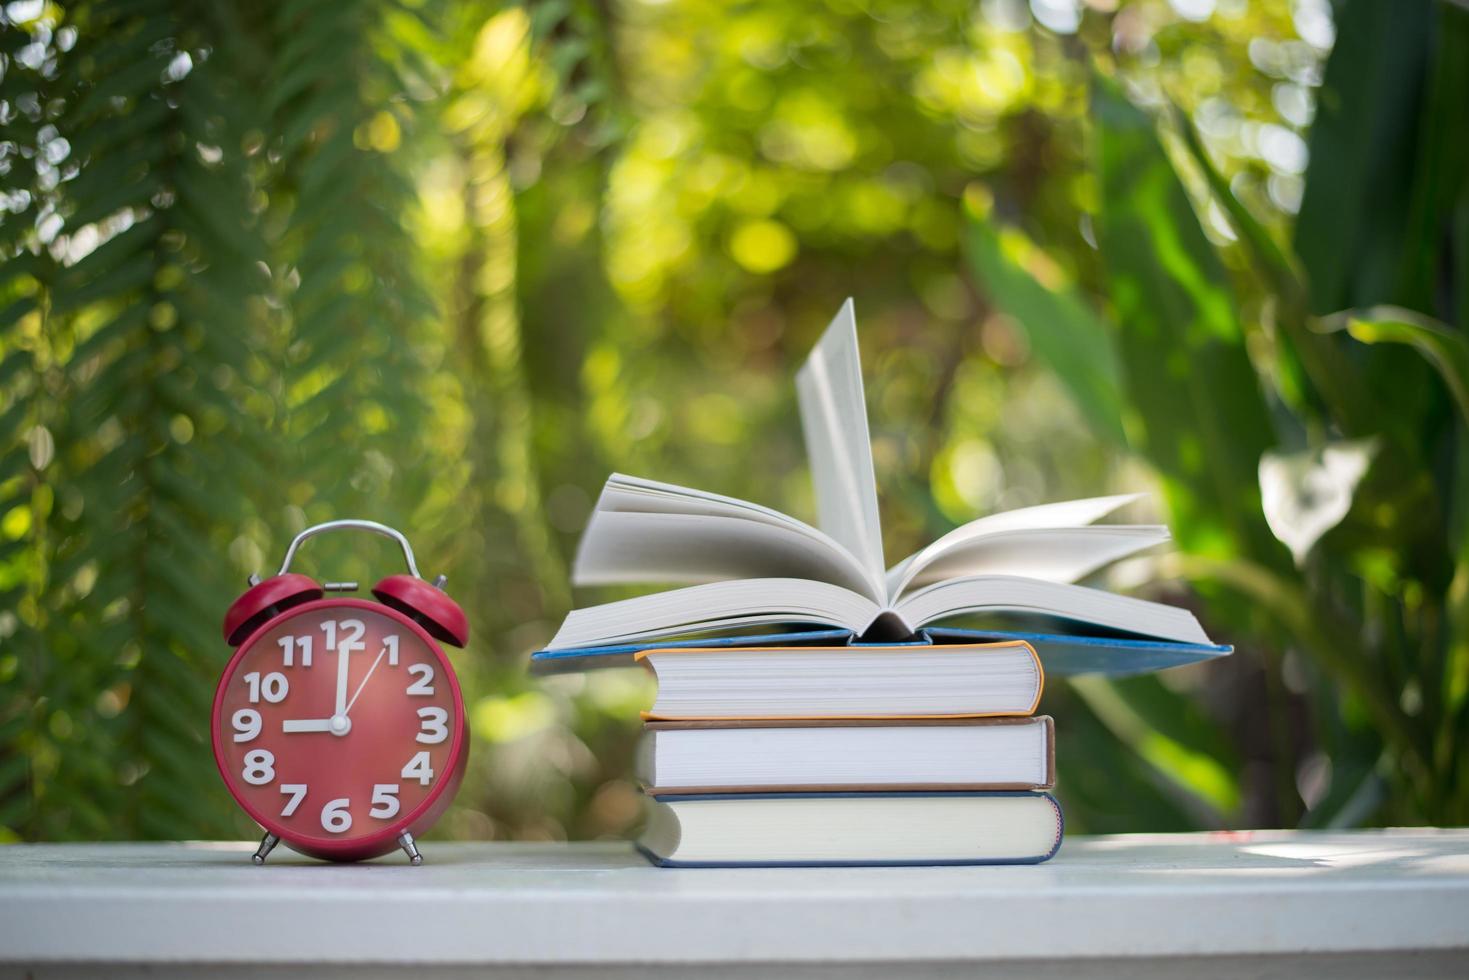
[213,520,469,865]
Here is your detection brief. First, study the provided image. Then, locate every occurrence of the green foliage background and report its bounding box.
[1,0,1465,843]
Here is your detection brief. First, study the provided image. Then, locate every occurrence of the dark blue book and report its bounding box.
[639,791,1063,867]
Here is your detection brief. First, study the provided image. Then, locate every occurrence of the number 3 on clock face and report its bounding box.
[211,600,468,862]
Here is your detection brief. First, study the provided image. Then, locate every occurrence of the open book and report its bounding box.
[543,300,1221,661]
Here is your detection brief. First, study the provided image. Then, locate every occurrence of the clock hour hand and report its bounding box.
[282,717,351,735]
[282,718,330,733]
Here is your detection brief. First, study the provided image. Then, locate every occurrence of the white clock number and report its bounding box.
[370,784,400,819]
[242,749,275,786]
[401,751,434,785]
[277,634,313,667]
[279,784,307,817]
[320,618,366,653]
[231,708,261,742]
[243,671,288,704]
[406,663,435,696]
[384,634,399,666]
[416,707,448,744]
[321,798,352,834]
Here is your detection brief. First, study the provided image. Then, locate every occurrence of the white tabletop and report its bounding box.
[1,830,1467,971]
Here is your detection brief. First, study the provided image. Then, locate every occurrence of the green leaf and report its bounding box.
[0,348,34,389]
[1165,550,1430,790]
[1395,1,1469,315]
[963,215,1127,447]
[1052,683,1206,832]
[1327,306,1469,422]
[1092,75,1282,564]
[1448,429,1469,768]
[66,96,170,165]
[1168,101,1382,440]
[70,52,170,126]
[1294,0,1433,314]
[1071,674,1241,819]
[1169,102,1306,311]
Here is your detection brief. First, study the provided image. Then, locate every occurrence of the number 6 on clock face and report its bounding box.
[321,798,352,833]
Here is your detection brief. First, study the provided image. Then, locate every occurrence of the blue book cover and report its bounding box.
[530,626,1230,678]
[638,790,1064,868]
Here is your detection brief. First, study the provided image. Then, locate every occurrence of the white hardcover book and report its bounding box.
[639,716,1055,794]
[639,791,1064,867]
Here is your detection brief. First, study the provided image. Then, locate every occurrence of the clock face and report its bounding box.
[214,599,464,856]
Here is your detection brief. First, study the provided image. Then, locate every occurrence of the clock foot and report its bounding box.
[398,832,423,866]
[252,832,280,865]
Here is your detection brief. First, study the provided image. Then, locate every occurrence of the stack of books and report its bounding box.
[532,300,1229,866]
[633,641,1059,866]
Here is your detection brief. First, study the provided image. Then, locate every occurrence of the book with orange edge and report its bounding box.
[632,640,1043,721]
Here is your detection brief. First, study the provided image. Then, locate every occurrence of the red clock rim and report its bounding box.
[211,596,468,858]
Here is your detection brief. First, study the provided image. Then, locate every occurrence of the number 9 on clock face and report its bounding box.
[211,600,468,862]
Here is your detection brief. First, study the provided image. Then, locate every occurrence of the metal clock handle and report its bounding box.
[277,519,422,580]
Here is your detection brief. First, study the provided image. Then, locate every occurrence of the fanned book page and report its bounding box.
[573,474,881,599]
[544,299,1225,668]
[795,298,886,579]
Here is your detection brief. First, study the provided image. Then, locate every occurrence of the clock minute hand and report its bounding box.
[344,645,388,717]
[333,637,352,717]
